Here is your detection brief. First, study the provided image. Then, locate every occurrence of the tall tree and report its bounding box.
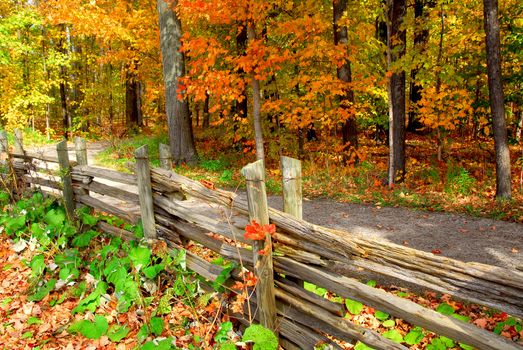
[407,0,432,132]
[157,0,197,164]
[333,0,358,162]
[483,0,511,199]
[387,0,407,185]
[247,23,265,161]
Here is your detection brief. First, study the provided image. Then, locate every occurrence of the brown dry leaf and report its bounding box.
[512,247,519,253]
[473,318,489,329]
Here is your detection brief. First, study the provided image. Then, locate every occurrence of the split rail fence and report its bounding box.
[1,131,522,350]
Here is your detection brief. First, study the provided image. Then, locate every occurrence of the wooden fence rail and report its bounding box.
[1,137,522,350]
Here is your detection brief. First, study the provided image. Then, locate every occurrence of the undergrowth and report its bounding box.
[0,191,277,349]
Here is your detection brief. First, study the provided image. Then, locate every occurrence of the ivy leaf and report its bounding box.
[149,316,164,337]
[72,230,97,248]
[345,298,364,315]
[404,328,424,345]
[68,315,108,340]
[142,264,164,279]
[129,246,151,271]
[44,208,66,227]
[107,324,129,342]
[382,329,404,343]
[374,310,389,321]
[382,319,395,328]
[242,324,278,350]
[30,254,45,277]
[354,343,374,350]
[436,302,455,316]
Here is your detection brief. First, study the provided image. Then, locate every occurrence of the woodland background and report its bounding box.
[0,0,522,216]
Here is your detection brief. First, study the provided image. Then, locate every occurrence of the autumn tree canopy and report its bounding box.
[0,0,522,197]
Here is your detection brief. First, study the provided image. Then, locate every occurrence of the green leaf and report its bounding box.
[382,329,403,343]
[68,315,108,340]
[44,208,66,227]
[21,331,33,339]
[436,302,455,316]
[451,313,470,322]
[345,298,364,315]
[137,324,149,342]
[141,338,175,350]
[142,264,165,279]
[28,279,56,302]
[374,310,389,321]
[382,319,395,328]
[404,328,424,345]
[107,324,129,342]
[72,282,107,314]
[354,342,374,350]
[215,321,233,343]
[212,263,236,291]
[5,214,26,234]
[129,246,151,271]
[366,280,377,287]
[72,230,97,248]
[242,324,278,350]
[150,317,164,337]
[30,254,45,277]
[459,343,475,350]
[219,343,237,350]
[27,317,42,325]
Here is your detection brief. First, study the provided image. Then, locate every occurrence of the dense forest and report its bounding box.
[0,0,522,200]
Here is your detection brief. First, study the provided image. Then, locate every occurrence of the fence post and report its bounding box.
[57,140,75,220]
[74,137,88,166]
[75,137,89,196]
[159,143,173,170]
[281,156,302,219]
[135,145,157,240]
[13,128,24,156]
[0,131,8,161]
[241,159,277,333]
[281,156,304,287]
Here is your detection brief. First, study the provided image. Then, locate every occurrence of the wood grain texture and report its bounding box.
[241,160,277,333]
[56,140,75,219]
[135,145,156,239]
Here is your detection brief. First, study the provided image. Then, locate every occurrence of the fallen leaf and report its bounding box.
[431,249,442,255]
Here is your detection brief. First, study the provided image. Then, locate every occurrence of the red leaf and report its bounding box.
[431,249,442,255]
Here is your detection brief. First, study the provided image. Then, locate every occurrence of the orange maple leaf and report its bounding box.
[244,220,276,241]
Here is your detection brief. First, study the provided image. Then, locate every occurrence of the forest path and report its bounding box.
[28,141,523,271]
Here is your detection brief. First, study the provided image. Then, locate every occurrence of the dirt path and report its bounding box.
[29,142,523,271]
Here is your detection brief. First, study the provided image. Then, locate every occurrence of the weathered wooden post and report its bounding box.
[281,156,304,287]
[0,131,8,162]
[159,143,173,170]
[135,145,157,240]
[281,156,302,219]
[57,140,75,220]
[241,160,277,333]
[74,137,88,166]
[13,129,24,156]
[74,137,89,196]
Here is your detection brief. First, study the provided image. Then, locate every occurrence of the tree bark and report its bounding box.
[125,65,141,130]
[387,0,407,185]
[407,0,432,132]
[247,24,265,161]
[58,25,70,140]
[333,0,358,163]
[483,0,512,199]
[157,0,198,164]
[203,93,210,129]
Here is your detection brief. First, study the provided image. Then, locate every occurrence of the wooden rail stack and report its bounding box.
[1,136,522,350]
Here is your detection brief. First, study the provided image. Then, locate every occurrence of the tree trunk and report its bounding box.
[387,0,407,185]
[125,69,140,130]
[157,0,197,164]
[203,93,210,129]
[333,0,358,163]
[407,0,431,132]
[247,24,265,161]
[483,0,511,199]
[58,26,70,140]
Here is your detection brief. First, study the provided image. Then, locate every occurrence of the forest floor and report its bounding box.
[27,140,523,271]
